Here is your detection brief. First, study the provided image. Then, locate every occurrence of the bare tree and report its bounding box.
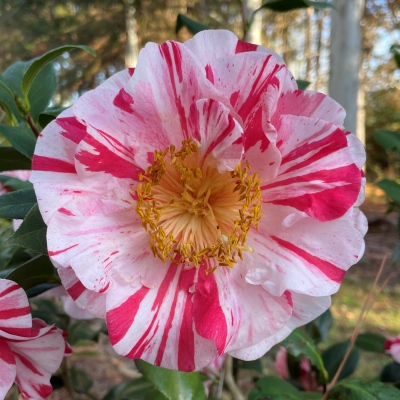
[124,0,140,68]
[243,0,262,44]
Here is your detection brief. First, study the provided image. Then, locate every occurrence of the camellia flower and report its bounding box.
[385,335,400,363]
[31,30,367,371]
[0,279,70,399]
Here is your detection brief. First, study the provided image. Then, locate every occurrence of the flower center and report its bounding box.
[135,139,262,272]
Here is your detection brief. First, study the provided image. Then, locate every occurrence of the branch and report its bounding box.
[223,355,245,400]
[25,113,40,138]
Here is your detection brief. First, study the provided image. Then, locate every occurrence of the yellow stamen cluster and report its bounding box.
[135,139,262,272]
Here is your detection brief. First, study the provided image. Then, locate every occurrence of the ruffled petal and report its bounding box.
[245,206,367,296]
[0,339,16,399]
[0,279,32,336]
[9,325,65,399]
[106,264,216,371]
[58,267,106,319]
[188,98,244,172]
[229,293,331,360]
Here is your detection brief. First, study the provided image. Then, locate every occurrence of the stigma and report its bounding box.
[135,139,262,272]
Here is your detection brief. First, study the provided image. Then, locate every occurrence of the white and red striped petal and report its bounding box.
[0,340,16,399]
[9,327,66,399]
[188,98,244,172]
[229,293,331,360]
[245,205,367,296]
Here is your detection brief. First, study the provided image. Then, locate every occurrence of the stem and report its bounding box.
[322,256,387,400]
[25,113,40,138]
[223,355,245,400]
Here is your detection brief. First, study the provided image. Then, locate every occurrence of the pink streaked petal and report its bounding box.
[229,294,331,360]
[47,212,145,292]
[0,339,16,399]
[188,99,243,172]
[245,205,366,296]
[58,267,106,319]
[0,279,32,333]
[193,265,292,354]
[74,125,143,181]
[106,264,216,371]
[9,329,66,400]
[272,90,346,127]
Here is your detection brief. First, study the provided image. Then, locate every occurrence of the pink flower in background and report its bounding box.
[385,335,400,363]
[0,170,31,195]
[0,279,70,399]
[31,30,367,371]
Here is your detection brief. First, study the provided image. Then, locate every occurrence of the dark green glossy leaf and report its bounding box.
[322,341,359,382]
[248,376,321,400]
[104,377,167,400]
[0,188,36,219]
[30,297,67,330]
[135,360,206,400]
[376,179,400,204]
[380,362,400,384]
[281,329,328,384]
[259,0,334,12]
[26,283,58,298]
[3,203,47,254]
[355,333,386,353]
[22,45,95,99]
[374,130,400,153]
[0,147,31,171]
[0,175,32,191]
[69,367,93,394]
[0,124,36,159]
[234,358,263,373]
[305,308,333,343]
[296,80,311,90]
[327,378,400,399]
[176,14,210,35]
[5,254,57,291]
[38,107,67,128]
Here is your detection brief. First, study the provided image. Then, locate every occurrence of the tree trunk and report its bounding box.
[305,8,313,82]
[329,0,364,139]
[314,10,324,91]
[124,0,140,68]
[243,0,262,44]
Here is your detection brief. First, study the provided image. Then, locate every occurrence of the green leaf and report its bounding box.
[68,321,97,345]
[259,0,334,12]
[0,175,32,191]
[305,308,333,343]
[3,203,47,254]
[135,360,206,400]
[176,14,210,35]
[390,44,400,69]
[31,297,67,329]
[38,107,67,128]
[374,130,400,153]
[376,179,400,204]
[322,341,359,382]
[355,333,386,353]
[234,358,263,373]
[69,367,93,394]
[5,254,56,291]
[327,378,400,399]
[0,124,37,159]
[380,362,400,384]
[296,80,311,90]
[248,376,321,400]
[0,147,31,171]
[104,378,167,400]
[21,45,96,101]
[0,188,37,219]
[281,329,328,384]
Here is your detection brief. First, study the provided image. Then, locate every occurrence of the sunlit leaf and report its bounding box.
[135,360,206,400]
